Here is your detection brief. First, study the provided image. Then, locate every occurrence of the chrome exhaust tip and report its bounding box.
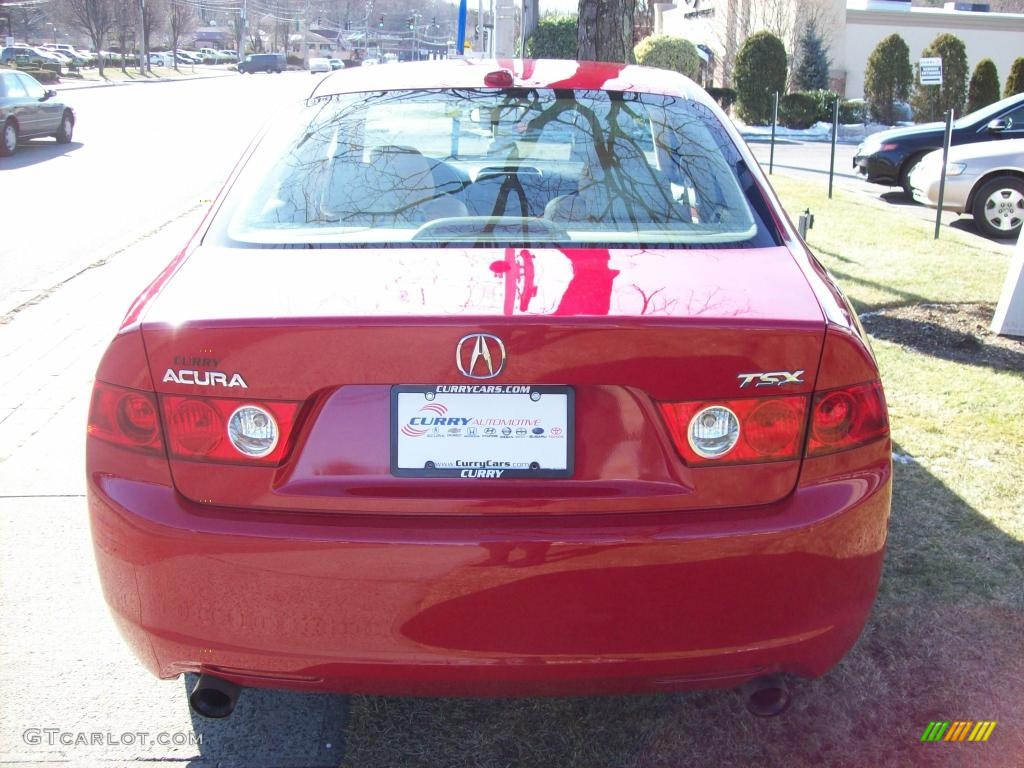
[743,674,792,718]
[188,674,241,719]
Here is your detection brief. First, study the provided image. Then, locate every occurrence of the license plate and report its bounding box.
[391,385,574,478]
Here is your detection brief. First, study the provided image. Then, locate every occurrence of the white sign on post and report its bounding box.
[920,57,943,86]
[991,227,1024,338]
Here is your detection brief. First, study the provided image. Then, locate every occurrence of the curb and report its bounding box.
[52,69,236,91]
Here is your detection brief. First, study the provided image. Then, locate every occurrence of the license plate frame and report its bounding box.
[390,384,574,479]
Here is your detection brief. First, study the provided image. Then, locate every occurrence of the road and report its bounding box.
[746,136,861,188]
[0,71,314,317]
[0,72,350,768]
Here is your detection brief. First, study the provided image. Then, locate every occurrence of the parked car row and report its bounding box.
[148,49,237,66]
[308,57,345,74]
[2,42,247,72]
[148,51,203,67]
[0,45,68,73]
[853,92,1024,239]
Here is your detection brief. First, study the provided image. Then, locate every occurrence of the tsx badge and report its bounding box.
[737,370,805,388]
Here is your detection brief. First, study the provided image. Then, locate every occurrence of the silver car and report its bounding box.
[910,138,1024,239]
[0,69,75,157]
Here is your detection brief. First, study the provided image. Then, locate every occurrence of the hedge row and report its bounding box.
[778,89,866,127]
[11,66,60,83]
[634,35,701,80]
[705,87,737,110]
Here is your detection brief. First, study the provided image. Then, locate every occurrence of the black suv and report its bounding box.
[853,93,1024,196]
[238,53,286,74]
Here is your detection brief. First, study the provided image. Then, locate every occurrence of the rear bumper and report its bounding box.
[88,441,891,697]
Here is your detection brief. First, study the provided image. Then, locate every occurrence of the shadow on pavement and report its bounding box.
[946,217,1018,243]
[1,140,83,169]
[878,190,916,207]
[183,673,349,768]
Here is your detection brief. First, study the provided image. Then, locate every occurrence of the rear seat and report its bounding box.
[463,171,578,218]
[324,146,467,225]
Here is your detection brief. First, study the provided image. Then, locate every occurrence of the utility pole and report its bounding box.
[239,0,247,61]
[495,0,514,56]
[1,11,12,48]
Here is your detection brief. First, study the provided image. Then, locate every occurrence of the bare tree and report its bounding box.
[140,0,165,72]
[706,0,840,88]
[168,0,195,69]
[577,0,636,63]
[63,0,115,76]
[230,9,244,56]
[111,0,138,73]
[9,3,49,43]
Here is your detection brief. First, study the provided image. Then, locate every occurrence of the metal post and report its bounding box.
[457,0,467,53]
[489,0,495,56]
[769,91,778,175]
[828,97,839,199]
[934,108,954,240]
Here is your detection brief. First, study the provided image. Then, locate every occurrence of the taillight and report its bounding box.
[658,381,888,465]
[806,381,888,456]
[88,381,163,454]
[160,395,300,465]
[659,395,808,465]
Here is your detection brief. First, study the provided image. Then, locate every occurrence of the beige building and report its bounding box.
[658,0,1024,100]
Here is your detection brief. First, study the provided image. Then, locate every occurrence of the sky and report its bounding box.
[542,0,579,12]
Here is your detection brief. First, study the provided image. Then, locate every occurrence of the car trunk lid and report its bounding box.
[141,245,826,515]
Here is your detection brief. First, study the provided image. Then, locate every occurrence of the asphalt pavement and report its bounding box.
[0,71,351,768]
[0,70,314,319]
[746,138,861,187]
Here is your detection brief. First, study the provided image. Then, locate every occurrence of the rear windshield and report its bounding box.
[215,88,780,248]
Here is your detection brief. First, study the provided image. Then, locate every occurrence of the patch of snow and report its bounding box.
[734,119,904,144]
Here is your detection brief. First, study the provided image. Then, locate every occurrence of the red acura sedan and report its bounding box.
[86,59,891,719]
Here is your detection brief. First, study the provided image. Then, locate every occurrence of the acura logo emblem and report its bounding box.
[456,334,506,379]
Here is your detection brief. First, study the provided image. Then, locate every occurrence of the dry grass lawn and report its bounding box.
[338,176,1024,768]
